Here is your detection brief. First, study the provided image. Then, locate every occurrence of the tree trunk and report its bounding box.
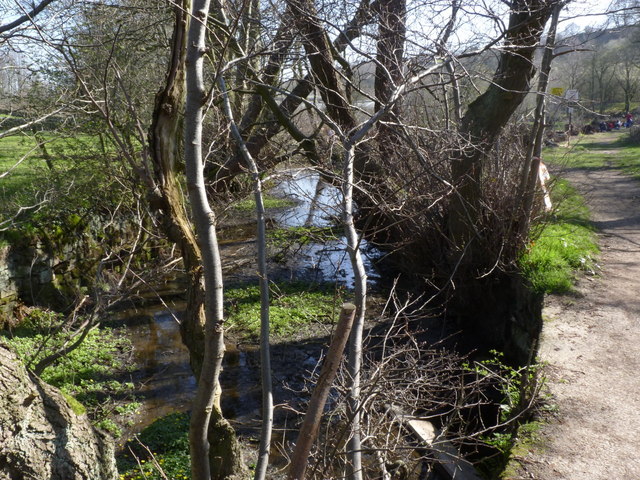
[184,1,245,479]
[343,143,368,480]
[444,1,558,366]
[448,0,557,255]
[0,343,118,480]
[518,2,563,237]
[218,75,274,480]
[149,3,243,478]
[288,304,357,480]
[374,0,406,165]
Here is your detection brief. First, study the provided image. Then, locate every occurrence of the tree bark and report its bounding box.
[448,0,558,254]
[184,1,245,479]
[147,0,210,379]
[518,1,563,237]
[288,304,357,480]
[374,0,406,165]
[343,143,367,480]
[0,343,118,480]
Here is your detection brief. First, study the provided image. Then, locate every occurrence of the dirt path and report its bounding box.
[515,159,640,478]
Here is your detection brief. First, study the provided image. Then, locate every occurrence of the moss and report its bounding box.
[62,392,87,416]
[501,421,546,479]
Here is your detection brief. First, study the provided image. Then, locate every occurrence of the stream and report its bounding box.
[117,168,381,439]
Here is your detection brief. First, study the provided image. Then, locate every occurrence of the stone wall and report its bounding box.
[0,215,164,319]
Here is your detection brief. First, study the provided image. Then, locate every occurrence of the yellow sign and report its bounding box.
[551,87,564,96]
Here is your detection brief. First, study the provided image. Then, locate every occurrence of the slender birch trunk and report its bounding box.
[184,2,244,479]
[218,76,274,480]
[343,143,367,480]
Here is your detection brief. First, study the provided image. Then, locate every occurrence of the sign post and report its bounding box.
[565,90,579,133]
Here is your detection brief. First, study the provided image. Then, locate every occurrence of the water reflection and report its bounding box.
[123,307,262,436]
[269,168,381,287]
[121,307,193,437]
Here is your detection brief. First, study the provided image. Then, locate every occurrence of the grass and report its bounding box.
[0,132,119,209]
[2,307,137,437]
[516,129,640,293]
[225,281,345,339]
[520,179,599,293]
[543,130,640,176]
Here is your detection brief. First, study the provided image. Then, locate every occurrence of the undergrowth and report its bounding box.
[117,412,191,480]
[467,351,544,479]
[2,307,138,437]
[225,281,345,339]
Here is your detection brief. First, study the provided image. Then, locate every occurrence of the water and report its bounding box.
[119,306,194,437]
[120,167,381,437]
[121,305,262,437]
[268,168,381,287]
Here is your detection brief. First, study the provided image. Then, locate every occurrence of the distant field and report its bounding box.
[0,133,113,207]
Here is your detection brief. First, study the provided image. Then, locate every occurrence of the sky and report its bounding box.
[559,0,619,33]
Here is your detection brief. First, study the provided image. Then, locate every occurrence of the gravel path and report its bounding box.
[515,160,640,478]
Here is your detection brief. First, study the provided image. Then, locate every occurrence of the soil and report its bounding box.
[513,137,640,478]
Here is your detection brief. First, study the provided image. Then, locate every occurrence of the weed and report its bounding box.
[117,412,190,480]
[225,281,344,339]
[466,351,544,478]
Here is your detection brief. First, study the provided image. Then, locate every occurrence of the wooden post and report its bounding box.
[287,303,357,480]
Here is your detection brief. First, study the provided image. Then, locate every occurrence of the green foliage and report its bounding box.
[117,412,191,480]
[226,281,343,338]
[3,307,135,435]
[96,418,123,437]
[468,351,543,478]
[520,180,599,293]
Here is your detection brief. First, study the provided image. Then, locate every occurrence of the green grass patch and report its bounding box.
[544,130,640,175]
[0,132,123,218]
[520,179,599,293]
[117,412,191,480]
[2,307,136,436]
[225,281,344,339]
[608,136,640,178]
